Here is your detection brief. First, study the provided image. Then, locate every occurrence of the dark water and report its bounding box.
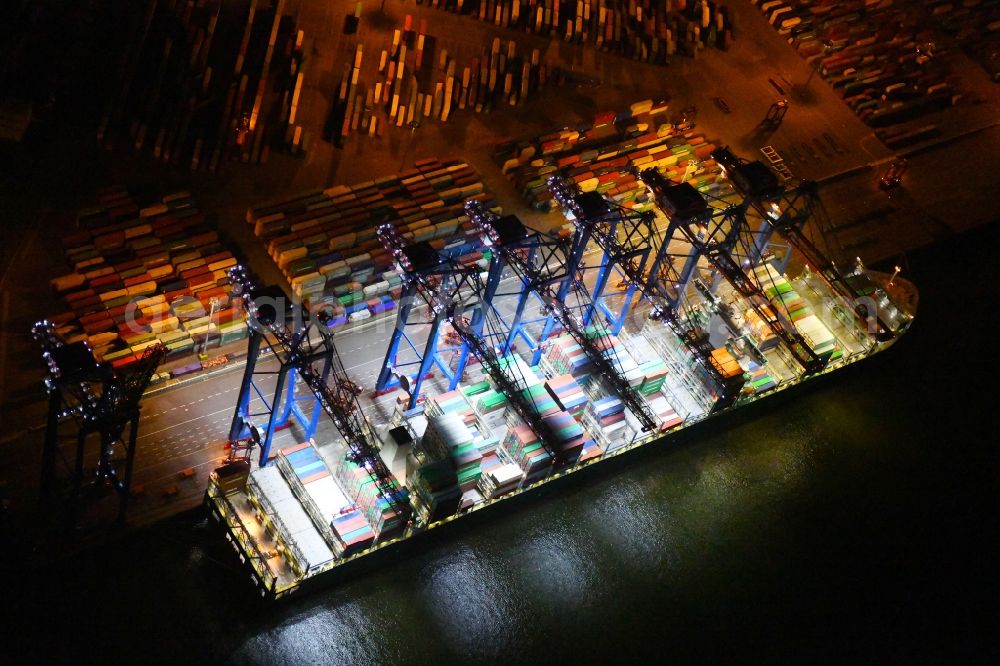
[7,224,999,663]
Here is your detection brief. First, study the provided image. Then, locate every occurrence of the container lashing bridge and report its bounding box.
[547,175,743,411]
[712,147,896,343]
[32,321,165,525]
[227,267,412,533]
[465,200,659,434]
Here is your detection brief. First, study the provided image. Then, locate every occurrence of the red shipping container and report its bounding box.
[111,354,138,370]
[187,275,215,291]
[189,231,219,247]
[136,245,166,259]
[149,214,177,229]
[83,317,114,335]
[106,303,129,320]
[108,203,139,221]
[51,311,76,326]
[79,310,111,327]
[163,288,191,302]
[90,274,122,291]
[155,223,183,238]
[124,272,152,288]
[181,265,211,281]
[67,290,98,306]
[113,258,144,273]
[216,308,238,325]
[64,231,93,248]
[202,251,233,265]
[180,212,205,227]
[94,231,126,250]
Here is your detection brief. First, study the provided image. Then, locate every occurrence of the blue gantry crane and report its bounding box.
[638,167,828,375]
[465,200,660,433]
[226,267,412,531]
[32,321,165,525]
[547,176,749,411]
[546,175,655,335]
[373,224,488,406]
[377,225,570,463]
[227,269,327,463]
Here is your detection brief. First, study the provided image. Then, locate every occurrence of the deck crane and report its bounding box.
[638,167,827,375]
[712,147,895,343]
[547,176,744,411]
[227,267,412,533]
[378,222,568,463]
[465,200,660,434]
[32,321,165,525]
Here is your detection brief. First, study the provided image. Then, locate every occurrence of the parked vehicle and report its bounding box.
[879,158,908,190]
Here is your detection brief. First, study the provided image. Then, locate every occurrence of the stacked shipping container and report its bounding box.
[49,186,246,370]
[246,159,495,326]
[495,101,728,211]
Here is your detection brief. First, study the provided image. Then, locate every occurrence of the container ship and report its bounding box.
[205,149,916,600]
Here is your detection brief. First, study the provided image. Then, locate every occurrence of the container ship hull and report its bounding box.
[206,270,916,602]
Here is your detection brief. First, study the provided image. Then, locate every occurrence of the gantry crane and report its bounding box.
[547,176,746,411]
[638,167,827,375]
[712,147,896,343]
[375,224,487,408]
[33,320,165,525]
[465,200,659,433]
[377,226,568,463]
[227,267,412,534]
[546,176,655,335]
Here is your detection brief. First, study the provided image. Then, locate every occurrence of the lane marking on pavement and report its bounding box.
[137,406,234,440]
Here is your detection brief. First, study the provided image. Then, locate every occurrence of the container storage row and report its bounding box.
[421,412,484,499]
[424,0,735,63]
[930,0,1000,82]
[48,187,246,369]
[332,13,560,145]
[275,442,364,557]
[100,0,310,171]
[495,102,727,211]
[246,159,495,325]
[752,0,958,131]
[504,423,554,483]
[336,454,410,541]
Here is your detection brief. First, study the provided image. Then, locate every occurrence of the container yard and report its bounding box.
[46,187,247,380]
[246,158,495,324]
[99,0,312,169]
[205,140,917,599]
[423,0,736,61]
[749,0,1000,141]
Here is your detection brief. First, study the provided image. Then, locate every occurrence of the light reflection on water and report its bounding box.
[418,545,517,658]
